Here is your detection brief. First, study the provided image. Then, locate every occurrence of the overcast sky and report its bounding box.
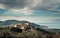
[0,0,60,29]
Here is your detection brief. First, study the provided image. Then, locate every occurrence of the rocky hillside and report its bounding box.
[0,20,60,38]
[0,25,54,38]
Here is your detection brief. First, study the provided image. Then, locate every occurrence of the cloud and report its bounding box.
[0,0,42,9]
[46,4,60,14]
[10,7,34,15]
[0,8,8,14]
[0,0,42,15]
[0,16,60,26]
[0,0,60,15]
[0,4,6,8]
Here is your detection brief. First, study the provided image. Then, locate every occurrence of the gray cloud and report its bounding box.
[32,0,60,11]
[0,0,36,9]
[0,8,8,13]
[0,0,60,13]
[0,0,25,8]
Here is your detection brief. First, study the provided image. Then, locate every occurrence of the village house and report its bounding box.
[9,22,31,32]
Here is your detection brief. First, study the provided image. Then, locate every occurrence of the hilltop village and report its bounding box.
[8,22,34,33]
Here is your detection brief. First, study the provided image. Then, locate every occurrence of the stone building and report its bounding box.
[9,22,30,31]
